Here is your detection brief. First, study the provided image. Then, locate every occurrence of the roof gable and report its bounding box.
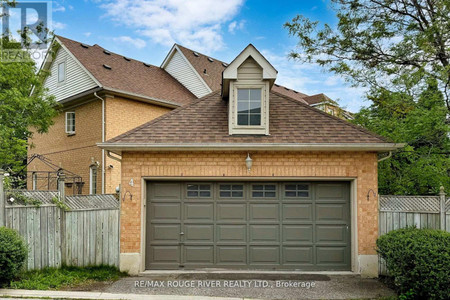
[223,44,277,81]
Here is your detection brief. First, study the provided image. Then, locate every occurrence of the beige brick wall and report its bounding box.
[119,151,379,256]
[28,95,172,195]
[28,99,102,195]
[103,96,172,194]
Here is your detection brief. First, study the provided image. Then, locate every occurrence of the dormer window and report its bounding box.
[222,45,277,136]
[237,88,262,126]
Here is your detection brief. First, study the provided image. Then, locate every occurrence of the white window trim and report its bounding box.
[89,165,97,195]
[58,61,66,84]
[32,172,37,190]
[65,111,75,135]
[229,81,269,135]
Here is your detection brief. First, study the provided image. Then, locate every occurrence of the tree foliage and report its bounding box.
[285,0,450,112]
[285,0,450,195]
[0,21,58,181]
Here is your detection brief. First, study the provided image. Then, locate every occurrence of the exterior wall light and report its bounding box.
[245,153,253,173]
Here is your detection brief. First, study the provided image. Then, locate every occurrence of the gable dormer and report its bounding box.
[222,45,277,135]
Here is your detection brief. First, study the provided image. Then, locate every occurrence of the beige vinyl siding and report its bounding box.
[237,57,263,81]
[164,50,210,98]
[44,47,98,102]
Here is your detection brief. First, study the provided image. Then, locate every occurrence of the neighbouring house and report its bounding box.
[28,36,340,195]
[29,36,404,277]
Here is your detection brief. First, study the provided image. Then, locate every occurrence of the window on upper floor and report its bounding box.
[58,61,65,83]
[65,112,75,134]
[237,88,262,126]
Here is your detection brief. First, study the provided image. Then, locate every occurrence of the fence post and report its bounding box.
[0,169,4,227]
[440,186,446,231]
[58,172,66,265]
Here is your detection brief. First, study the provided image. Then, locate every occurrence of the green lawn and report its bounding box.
[6,265,127,290]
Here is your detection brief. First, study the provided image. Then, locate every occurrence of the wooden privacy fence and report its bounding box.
[378,187,450,275]
[0,171,120,270]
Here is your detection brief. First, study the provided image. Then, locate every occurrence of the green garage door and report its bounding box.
[145,181,351,270]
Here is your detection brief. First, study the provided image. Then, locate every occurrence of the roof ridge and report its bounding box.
[176,44,228,64]
[56,35,160,69]
[271,90,390,143]
[107,91,221,143]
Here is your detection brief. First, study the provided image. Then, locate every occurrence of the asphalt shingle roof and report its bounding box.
[106,90,388,145]
[56,36,196,106]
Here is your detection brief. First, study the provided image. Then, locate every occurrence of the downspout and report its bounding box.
[107,150,122,162]
[377,151,392,162]
[94,92,105,194]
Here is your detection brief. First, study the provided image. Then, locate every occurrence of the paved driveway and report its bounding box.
[100,274,396,300]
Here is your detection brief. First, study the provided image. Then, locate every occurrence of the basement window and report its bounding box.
[65,112,75,134]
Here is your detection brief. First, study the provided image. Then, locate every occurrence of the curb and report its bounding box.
[0,289,254,300]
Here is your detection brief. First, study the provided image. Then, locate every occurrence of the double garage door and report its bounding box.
[145,181,351,270]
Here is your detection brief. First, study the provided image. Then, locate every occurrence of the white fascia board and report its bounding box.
[98,142,406,152]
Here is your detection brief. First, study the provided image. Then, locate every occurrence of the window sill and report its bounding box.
[66,132,76,136]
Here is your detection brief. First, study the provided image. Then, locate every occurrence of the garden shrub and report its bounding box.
[0,227,28,284]
[377,227,450,300]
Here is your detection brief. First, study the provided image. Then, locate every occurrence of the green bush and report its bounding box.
[377,227,450,300]
[0,227,28,284]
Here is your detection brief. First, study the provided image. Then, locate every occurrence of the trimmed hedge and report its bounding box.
[0,227,28,284]
[377,227,450,300]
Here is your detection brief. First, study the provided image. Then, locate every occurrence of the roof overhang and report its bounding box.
[222,44,278,98]
[98,142,405,155]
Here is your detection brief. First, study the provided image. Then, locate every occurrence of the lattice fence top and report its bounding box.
[446,198,450,212]
[379,195,441,213]
[5,190,59,206]
[65,194,119,210]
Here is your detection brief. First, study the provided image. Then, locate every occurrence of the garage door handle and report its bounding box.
[180,232,184,235]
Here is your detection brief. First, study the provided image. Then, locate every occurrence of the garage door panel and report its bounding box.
[250,204,279,221]
[150,203,181,221]
[150,224,180,243]
[184,203,214,221]
[250,225,280,243]
[184,246,214,265]
[184,225,213,243]
[148,246,180,265]
[316,247,347,266]
[217,225,246,243]
[316,204,348,222]
[315,183,349,201]
[316,225,347,244]
[282,204,313,222]
[150,183,181,201]
[217,203,246,221]
[217,246,247,264]
[282,225,313,243]
[282,247,313,265]
[250,246,280,264]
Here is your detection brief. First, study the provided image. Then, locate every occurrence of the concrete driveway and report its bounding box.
[99,273,396,300]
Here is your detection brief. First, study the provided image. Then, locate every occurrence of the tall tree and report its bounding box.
[0,2,58,185]
[285,0,450,195]
[284,0,450,112]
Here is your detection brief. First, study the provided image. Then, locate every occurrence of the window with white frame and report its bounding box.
[58,61,65,83]
[89,166,97,194]
[237,88,262,126]
[32,172,37,190]
[65,112,75,134]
